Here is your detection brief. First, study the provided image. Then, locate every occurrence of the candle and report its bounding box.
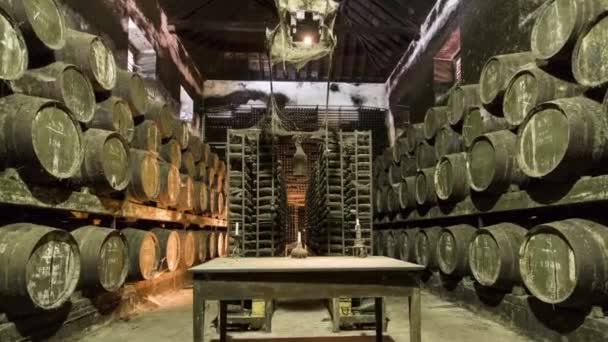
[297,231,302,243]
[235,222,239,236]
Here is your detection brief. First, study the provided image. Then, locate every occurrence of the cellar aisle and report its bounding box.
[69,290,526,342]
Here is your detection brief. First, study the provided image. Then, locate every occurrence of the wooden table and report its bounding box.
[190,256,424,342]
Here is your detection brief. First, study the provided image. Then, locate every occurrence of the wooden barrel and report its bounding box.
[177,174,195,212]
[479,52,535,108]
[0,8,27,80]
[397,177,416,210]
[415,167,437,206]
[434,152,470,202]
[385,230,397,259]
[415,140,437,169]
[201,143,211,164]
[150,228,181,272]
[385,186,400,213]
[573,13,608,87]
[437,224,476,276]
[71,226,128,291]
[132,120,161,153]
[469,223,526,290]
[157,162,181,208]
[160,139,182,167]
[520,219,608,307]
[181,151,196,176]
[121,228,160,280]
[196,231,209,263]
[0,223,80,310]
[218,232,227,258]
[194,161,209,182]
[503,67,585,128]
[398,229,419,262]
[423,106,449,140]
[435,126,464,159]
[393,137,408,161]
[145,101,175,139]
[406,123,425,154]
[9,62,95,123]
[215,191,227,216]
[76,128,130,193]
[388,162,401,186]
[127,149,160,202]
[399,154,417,179]
[0,94,83,182]
[55,29,116,91]
[517,97,608,181]
[462,106,508,148]
[414,227,442,269]
[207,167,217,189]
[188,135,204,162]
[0,0,66,51]
[375,187,388,214]
[375,230,386,256]
[89,97,135,142]
[532,0,606,62]
[173,119,190,149]
[112,69,148,114]
[469,130,528,193]
[208,231,218,259]
[193,182,210,214]
[208,152,220,171]
[448,84,479,126]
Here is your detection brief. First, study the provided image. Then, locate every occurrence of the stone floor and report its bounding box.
[70,290,528,342]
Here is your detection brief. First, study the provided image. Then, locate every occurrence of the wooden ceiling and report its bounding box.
[160,0,437,83]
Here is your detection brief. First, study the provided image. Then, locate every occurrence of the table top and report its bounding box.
[189,256,424,274]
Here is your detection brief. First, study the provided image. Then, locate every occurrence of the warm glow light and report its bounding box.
[303,36,313,46]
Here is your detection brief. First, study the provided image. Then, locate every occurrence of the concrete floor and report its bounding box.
[72,290,527,342]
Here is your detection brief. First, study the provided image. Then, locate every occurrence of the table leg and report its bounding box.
[375,297,383,342]
[219,301,228,342]
[264,299,274,333]
[409,288,421,342]
[193,281,205,342]
[331,298,340,333]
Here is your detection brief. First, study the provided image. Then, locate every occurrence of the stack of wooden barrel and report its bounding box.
[374,2,608,309]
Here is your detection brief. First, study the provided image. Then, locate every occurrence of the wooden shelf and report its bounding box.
[375,175,608,225]
[0,174,227,228]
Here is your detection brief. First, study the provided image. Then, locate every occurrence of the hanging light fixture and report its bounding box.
[293,135,307,176]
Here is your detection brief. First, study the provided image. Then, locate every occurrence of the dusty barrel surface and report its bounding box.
[121,228,160,280]
[208,231,218,259]
[424,106,449,140]
[519,219,608,307]
[388,162,402,186]
[145,102,175,139]
[76,128,130,193]
[194,161,209,183]
[399,154,416,179]
[157,162,180,208]
[415,140,437,169]
[503,67,585,128]
[448,84,480,126]
[194,182,210,214]
[434,152,470,202]
[384,230,397,259]
[217,232,227,258]
[435,126,464,159]
[0,0,66,51]
[462,106,508,148]
[55,29,116,91]
[469,223,527,290]
[89,97,135,142]
[172,119,190,149]
[399,228,419,262]
[468,130,527,194]
[437,224,477,276]
[375,230,386,256]
[196,231,209,263]
[414,227,442,269]
[187,135,203,162]
[71,226,128,292]
[517,97,608,180]
[151,228,181,272]
[181,151,196,176]
[375,186,388,214]
[397,176,416,210]
[200,143,212,164]
[160,139,182,167]
[112,69,148,114]
[0,223,80,311]
[385,186,400,214]
[393,137,408,161]
[0,94,83,182]
[0,8,27,80]
[177,174,195,212]
[127,149,160,202]
[479,52,535,108]
[406,123,425,154]
[132,120,161,153]
[415,167,437,206]
[573,12,608,87]
[10,62,96,123]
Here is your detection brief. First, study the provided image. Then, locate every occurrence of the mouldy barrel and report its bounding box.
[398,228,419,262]
[201,143,211,164]
[0,223,80,311]
[0,0,66,51]
[181,151,196,176]
[397,177,417,210]
[9,62,95,123]
[160,139,182,167]
[437,225,476,276]
[208,231,218,259]
[75,129,130,193]
[415,140,436,169]
[112,69,148,114]
[448,84,480,126]
[385,230,397,259]
[393,138,408,161]
[386,186,400,214]
[121,228,160,280]
[573,11,608,87]
[414,227,442,269]
[375,187,388,214]
[519,219,608,307]
[435,126,464,159]
[0,8,27,80]
[479,52,535,108]
[145,101,175,139]
[375,230,386,256]
[156,162,180,208]
[517,97,608,180]
[173,119,190,149]
[194,162,208,183]
[406,123,425,154]
[71,226,128,292]
[423,106,449,140]
[127,149,160,202]
[469,130,527,194]
[388,162,402,186]
[532,0,608,63]
[462,106,508,148]
[187,135,204,162]
[434,152,470,202]
[132,120,161,153]
[55,29,116,91]
[0,94,83,182]
[151,228,181,272]
[399,154,417,179]
[415,167,437,206]
[194,182,210,214]
[503,67,585,128]
[89,97,135,142]
[207,166,217,190]
[177,174,195,212]
[469,223,527,290]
